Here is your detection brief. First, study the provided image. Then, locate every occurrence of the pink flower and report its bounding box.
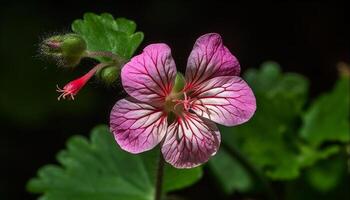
[56,72,92,100]
[56,63,104,100]
[110,33,256,168]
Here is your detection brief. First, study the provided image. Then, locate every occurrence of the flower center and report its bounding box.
[164,92,194,115]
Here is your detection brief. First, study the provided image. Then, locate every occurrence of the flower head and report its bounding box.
[110,33,256,168]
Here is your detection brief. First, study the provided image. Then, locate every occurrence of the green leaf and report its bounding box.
[244,61,308,123]
[232,62,309,178]
[27,125,202,200]
[265,144,339,180]
[209,148,252,194]
[163,164,202,192]
[222,62,344,181]
[286,155,349,200]
[300,76,350,147]
[305,155,346,192]
[221,61,313,180]
[296,144,340,167]
[72,13,144,61]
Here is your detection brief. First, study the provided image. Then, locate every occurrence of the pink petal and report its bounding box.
[161,112,220,168]
[185,33,240,90]
[110,98,167,153]
[121,44,177,105]
[190,76,256,126]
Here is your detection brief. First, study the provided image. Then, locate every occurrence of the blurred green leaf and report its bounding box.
[222,61,310,180]
[209,148,252,194]
[163,164,202,192]
[27,125,202,200]
[244,61,308,122]
[305,155,346,192]
[300,76,350,147]
[296,144,340,167]
[72,13,144,61]
[286,154,349,200]
[216,61,348,185]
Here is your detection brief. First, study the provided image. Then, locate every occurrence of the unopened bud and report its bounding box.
[172,73,186,92]
[97,66,120,85]
[41,34,87,67]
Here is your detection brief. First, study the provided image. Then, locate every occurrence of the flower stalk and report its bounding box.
[155,153,165,200]
[85,50,127,66]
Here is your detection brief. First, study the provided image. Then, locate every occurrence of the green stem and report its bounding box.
[155,153,165,200]
[346,143,350,174]
[85,50,127,65]
[221,142,277,200]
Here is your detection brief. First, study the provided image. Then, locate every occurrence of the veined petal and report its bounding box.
[121,44,177,105]
[161,112,220,168]
[185,33,240,90]
[110,98,167,153]
[191,76,256,126]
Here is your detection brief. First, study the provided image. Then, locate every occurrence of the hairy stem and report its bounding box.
[155,154,165,200]
[221,142,277,200]
[85,50,127,65]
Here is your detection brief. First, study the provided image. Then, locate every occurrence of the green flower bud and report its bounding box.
[41,34,87,67]
[97,66,120,85]
[172,72,186,92]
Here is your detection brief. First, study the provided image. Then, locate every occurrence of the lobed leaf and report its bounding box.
[300,75,350,147]
[72,13,144,62]
[27,125,202,200]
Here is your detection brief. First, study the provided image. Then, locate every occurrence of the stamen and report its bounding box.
[171,92,195,112]
[56,85,64,92]
[57,93,64,101]
[172,100,183,111]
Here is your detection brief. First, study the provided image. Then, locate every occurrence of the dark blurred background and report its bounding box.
[1,1,349,199]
